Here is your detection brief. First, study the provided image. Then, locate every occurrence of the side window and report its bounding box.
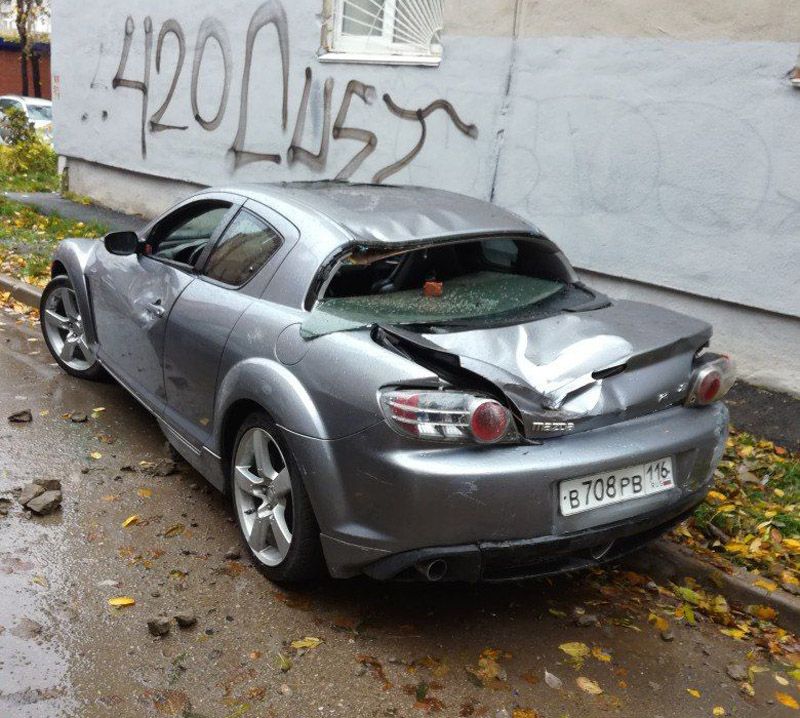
[203,210,282,287]
[147,202,231,268]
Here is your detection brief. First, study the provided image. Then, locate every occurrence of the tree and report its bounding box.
[14,0,47,97]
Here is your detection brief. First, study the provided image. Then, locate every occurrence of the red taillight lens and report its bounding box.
[686,354,736,406]
[697,372,722,403]
[379,390,516,444]
[470,400,511,443]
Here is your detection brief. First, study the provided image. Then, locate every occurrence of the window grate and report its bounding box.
[330,0,443,60]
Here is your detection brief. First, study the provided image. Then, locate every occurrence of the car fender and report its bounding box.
[50,239,103,345]
[212,356,330,453]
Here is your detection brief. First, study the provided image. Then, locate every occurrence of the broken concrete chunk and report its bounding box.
[8,409,32,423]
[35,479,62,492]
[147,616,171,637]
[224,546,241,561]
[153,459,178,477]
[70,413,88,423]
[575,613,599,627]
[26,490,62,515]
[17,483,45,507]
[725,663,749,682]
[174,611,197,629]
[0,497,11,516]
[140,459,179,477]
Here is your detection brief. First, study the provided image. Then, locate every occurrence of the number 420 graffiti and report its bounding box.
[110,0,478,183]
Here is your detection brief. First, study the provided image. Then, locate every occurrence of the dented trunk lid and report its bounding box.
[383,300,711,438]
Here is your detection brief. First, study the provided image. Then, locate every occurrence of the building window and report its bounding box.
[320,0,443,66]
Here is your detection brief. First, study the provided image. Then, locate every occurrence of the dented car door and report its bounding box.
[88,197,238,413]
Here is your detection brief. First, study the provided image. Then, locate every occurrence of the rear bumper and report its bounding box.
[285,402,728,579]
[362,487,704,581]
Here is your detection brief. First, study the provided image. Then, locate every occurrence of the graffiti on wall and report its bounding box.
[105,0,477,183]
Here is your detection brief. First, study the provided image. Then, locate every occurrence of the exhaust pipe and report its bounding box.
[416,558,448,582]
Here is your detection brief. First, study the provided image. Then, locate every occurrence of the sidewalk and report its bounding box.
[4,191,148,233]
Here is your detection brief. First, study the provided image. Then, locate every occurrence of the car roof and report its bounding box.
[213,181,539,247]
[0,95,50,105]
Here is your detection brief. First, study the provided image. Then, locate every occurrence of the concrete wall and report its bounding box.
[52,0,800,395]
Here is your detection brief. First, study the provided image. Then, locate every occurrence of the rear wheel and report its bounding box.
[40,275,104,380]
[229,411,325,583]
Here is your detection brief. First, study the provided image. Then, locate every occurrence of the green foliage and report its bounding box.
[0,107,58,191]
[2,106,36,145]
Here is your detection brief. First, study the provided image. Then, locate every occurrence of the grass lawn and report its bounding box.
[675,430,800,591]
[0,144,107,286]
[0,197,107,286]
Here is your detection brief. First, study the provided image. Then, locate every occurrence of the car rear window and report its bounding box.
[26,104,52,121]
[302,237,591,337]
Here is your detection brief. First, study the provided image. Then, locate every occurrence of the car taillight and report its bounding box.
[379,390,517,444]
[685,354,736,406]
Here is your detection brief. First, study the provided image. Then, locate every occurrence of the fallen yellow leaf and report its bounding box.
[121,514,140,528]
[754,578,778,592]
[559,642,590,659]
[713,707,726,716]
[576,677,603,695]
[512,710,539,718]
[164,523,185,538]
[108,596,135,608]
[89,451,102,460]
[776,675,790,686]
[776,692,799,710]
[648,612,669,633]
[290,636,323,650]
[137,488,152,498]
[591,646,612,663]
[687,688,701,698]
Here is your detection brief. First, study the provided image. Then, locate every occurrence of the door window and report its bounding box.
[147,201,232,268]
[203,210,282,286]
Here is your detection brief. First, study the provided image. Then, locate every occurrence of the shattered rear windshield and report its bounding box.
[302,237,578,338]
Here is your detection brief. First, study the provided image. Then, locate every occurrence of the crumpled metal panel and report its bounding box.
[405,299,713,435]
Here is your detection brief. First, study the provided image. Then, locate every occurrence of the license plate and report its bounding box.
[559,457,675,517]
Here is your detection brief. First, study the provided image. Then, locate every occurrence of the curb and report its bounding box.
[625,538,800,635]
[0,272,43,308]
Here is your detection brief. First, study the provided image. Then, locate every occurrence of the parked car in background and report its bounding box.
[0,95,53,143]
[40,182,734,583]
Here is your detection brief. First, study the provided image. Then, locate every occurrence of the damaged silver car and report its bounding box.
[40,182,734,582]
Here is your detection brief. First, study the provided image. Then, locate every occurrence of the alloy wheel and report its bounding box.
[42,285,96,371]
[233,427,294,566]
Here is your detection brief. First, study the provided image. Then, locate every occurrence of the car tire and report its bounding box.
[40,275,105,381]
[228,411,326,583]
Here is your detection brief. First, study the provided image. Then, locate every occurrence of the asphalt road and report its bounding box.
[0,307,795,718]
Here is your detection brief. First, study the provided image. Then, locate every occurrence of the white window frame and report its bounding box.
[319,0,442,67]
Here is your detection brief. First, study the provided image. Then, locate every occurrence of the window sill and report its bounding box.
[317,51,441,67]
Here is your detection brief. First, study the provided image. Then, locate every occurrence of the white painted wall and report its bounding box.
[52,0,800,393]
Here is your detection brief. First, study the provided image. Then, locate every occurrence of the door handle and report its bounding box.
[145,301,165,318]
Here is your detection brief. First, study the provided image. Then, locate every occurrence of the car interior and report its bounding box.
[323,237,573,299]
[147,202,231,268]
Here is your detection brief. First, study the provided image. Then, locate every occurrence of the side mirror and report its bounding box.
[104,231,139,256]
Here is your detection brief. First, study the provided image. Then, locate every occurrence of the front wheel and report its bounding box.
[40,275,104,380]
[229,411,325,583]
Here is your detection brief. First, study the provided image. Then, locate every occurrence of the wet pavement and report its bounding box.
[0,307,797,718]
